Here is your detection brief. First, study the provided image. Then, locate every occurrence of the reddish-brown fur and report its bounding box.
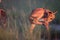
[29,8,57,33]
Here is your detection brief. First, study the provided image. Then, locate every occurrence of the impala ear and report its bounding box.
[53,11,57,14]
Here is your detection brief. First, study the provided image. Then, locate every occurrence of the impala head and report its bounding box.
[47,11,57,22]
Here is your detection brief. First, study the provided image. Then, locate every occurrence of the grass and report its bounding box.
[0,28,16,40]
[0,8,57,40]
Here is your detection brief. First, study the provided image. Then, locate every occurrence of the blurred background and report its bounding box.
[0,0,60,40]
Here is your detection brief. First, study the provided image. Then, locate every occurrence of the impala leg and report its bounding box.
[44,23,51,40]
[30,24,36,33]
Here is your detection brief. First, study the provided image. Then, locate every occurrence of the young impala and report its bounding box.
[29,8,57,33]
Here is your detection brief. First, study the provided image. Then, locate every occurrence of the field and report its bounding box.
[0,0,60,40]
